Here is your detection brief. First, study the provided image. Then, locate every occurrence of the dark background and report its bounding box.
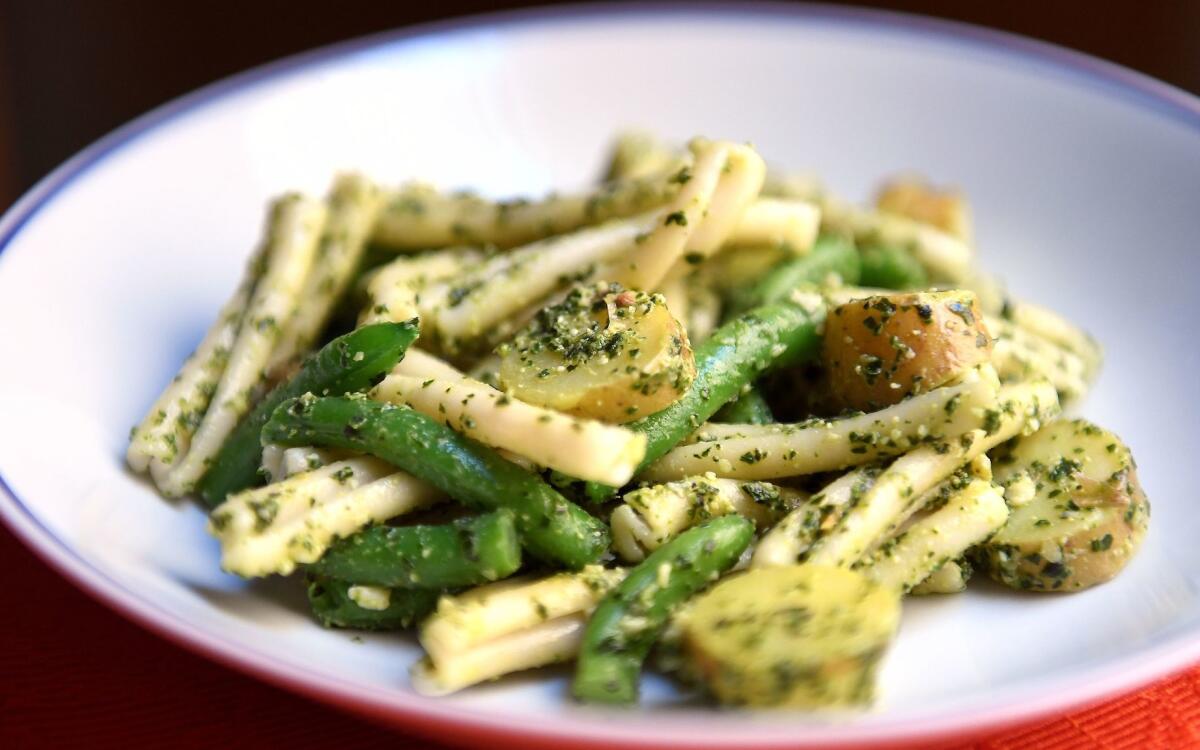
[0,1,1199,209]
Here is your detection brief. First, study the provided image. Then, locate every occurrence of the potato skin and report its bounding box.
[984,493,1146,592]
[822,290,992,412]
[499,283,695,424]
[982,418,1150,592]
[568,308,694,422]
[682,565,900,708]
[876,177,973,242]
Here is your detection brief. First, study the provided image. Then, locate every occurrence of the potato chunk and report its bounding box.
[876,176,973,242]
[682,565,901,708]
[822,290,992,411]
[498,282,695,423]
[982,418,1149,592]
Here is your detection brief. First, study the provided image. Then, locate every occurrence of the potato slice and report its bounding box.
[982,418,1149,592]
[875,176,973,242]
[683,565,901,708]
[498,282,695,423]
[822,290,992,411]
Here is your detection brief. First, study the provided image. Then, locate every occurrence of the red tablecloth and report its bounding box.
[3,523,1198,749]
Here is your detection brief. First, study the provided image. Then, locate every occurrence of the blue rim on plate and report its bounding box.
[1,4,1199,748]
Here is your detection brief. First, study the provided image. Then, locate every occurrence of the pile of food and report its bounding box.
[127,133,1149,708]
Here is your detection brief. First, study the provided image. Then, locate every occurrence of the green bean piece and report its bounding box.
[572,515,754,704]
[306,576,438,630]
[858,241,929,290]
[712,385,775,425]
[197,321,419,508]
[311,510,521,589]
[263,395,610,568]
[583,299,825,501]
[727,232,860,315]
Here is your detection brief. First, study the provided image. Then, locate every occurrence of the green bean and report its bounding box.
[712,386,775,425]
[583,299,825,501]
[727,232,859,315]
[263,395,609,568]
[858,241,929,289]
[306,576,438,630]
[197,321,419,508]
[572,515,754,703]
[311,510,521,589]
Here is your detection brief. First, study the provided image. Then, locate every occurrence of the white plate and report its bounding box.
[2,5,1199,748]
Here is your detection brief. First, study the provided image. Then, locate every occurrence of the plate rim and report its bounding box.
[2,3,1199,747]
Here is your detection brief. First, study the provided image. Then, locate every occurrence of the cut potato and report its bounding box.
[875,176,973,242]
[498,282,695,423]
[683,565,901,707]
[982,418,1150,592]
[822,290,993,412]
